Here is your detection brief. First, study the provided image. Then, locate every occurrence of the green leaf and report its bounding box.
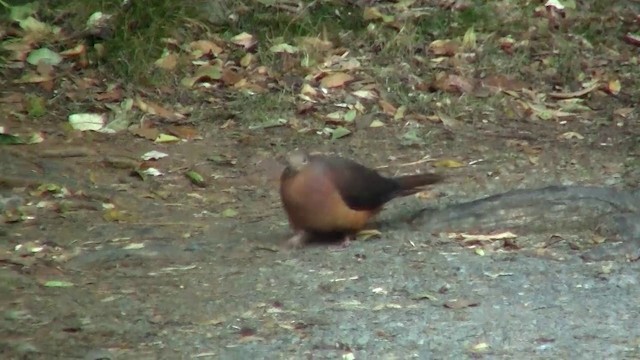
[185,170,206,187]
[44,280,74,288]
[27,48,62,66]
[0,134,24,145]
[222,208,238,218]
[330,126,351,140]
[10,3,38,22]
[344,109,357,123]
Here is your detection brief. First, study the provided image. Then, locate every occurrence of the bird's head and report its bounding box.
[285,150,310,171]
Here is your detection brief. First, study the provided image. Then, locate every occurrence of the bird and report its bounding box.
[280,150,443,248]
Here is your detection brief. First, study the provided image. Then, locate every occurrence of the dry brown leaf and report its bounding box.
[614,107,634,118]
[60,43,85,57]
[0,92,24,103]
[437,112,463,129]
[221,69,242,86]
[129,126,160,140]
[94,88,123,102]
[135,97,185,120]
[36,62,54,77]
[189,40,223,57]
[433,73,474,94]
[296,102,316,115]
[378,99,396,116]
[549,82,599,99]
[557,131,584,140]
[300,83,318,97]
[363,7,384,21]
[320,72,354,88]
[296,36,333,53]
[352,89,378,100]
[622,33,640,47]
[480,75,528,93]
[14,72,53,84]
[39,79,54,92]
[231,32,257,50]
[499,36,516,55]
[155,52,178,70]
[233,79,267,92]
[167,125,200,140]
[444,298,479,309]
[428,39,460,56]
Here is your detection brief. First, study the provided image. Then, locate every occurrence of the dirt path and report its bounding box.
[2,117,639,359]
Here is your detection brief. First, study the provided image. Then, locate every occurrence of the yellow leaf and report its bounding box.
[363,7,384,20]
[607,79,621,95]
[369,119,385,128]
[154,133,180,143]
[433,159,465,168]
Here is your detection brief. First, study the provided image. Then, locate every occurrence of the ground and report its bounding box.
[1,1,640,359]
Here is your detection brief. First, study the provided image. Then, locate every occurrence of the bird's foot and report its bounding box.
[286,231,307,248]
[328,235,353,252]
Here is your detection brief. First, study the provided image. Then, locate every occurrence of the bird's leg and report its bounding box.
[286,231,307,248]
[328,234,353,251]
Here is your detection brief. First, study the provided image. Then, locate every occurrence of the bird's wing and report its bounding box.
[313,155,399,211]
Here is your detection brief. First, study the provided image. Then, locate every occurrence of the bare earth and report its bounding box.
[2,111,639,359]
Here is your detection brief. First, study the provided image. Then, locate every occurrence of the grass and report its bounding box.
[2,0,637,125]
[46,0,211,84]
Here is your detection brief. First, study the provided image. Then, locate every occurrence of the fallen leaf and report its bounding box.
[141,151,168,161]
[352,89,378,100]
[167,125,200,140]
[378,99,396,115]
[433,73,474,94]
[222,208,238,218]
[123,243,145,250]
[135,96,184,120]
[185,170,206,187]
[43,280,74,288]
[221,68,243,86]
[432,159,464,168]
[103,209,131,222]
[428,39,460,56]
[557,131,584,140]
[462,27,476,50]
[269,43,298,54]
[129,126,160,140]
[444,298,479,309]
[344,109,357,123]
[189,40,223,57]
[155,51,178,70]
[329,126,351,140]
[548,81,599,99]
[154,133,180,143]
[181,64,223,88]
[320,72,354,88]
[68,113,107,132]
[604,79,621,95]
[369,119,385,128]
[363,7,384,21]
[231,32,257,49]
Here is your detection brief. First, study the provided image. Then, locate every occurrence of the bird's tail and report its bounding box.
[392,173,443,197]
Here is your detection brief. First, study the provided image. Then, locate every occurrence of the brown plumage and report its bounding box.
[280,150,442,247]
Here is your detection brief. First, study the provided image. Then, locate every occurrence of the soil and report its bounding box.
[2,109,640,359]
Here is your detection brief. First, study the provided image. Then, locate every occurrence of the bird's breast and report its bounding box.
[280,168,376,233]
